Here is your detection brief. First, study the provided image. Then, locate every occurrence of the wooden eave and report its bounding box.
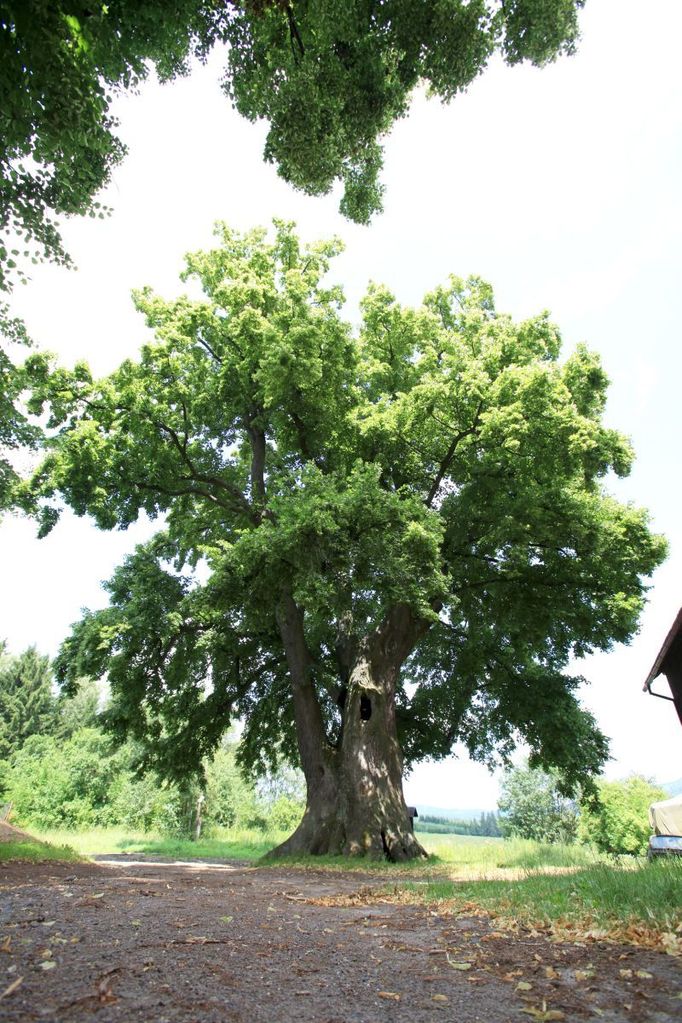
[643,607,682,690]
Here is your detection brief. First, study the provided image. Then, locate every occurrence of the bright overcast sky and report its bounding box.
[1,0,681,810]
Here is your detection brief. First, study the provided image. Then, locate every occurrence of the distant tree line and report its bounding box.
[416,812,501,837]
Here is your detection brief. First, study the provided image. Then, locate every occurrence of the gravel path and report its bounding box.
[1,857,679,1022]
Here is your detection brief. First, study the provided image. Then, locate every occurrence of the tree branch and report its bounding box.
[153,417,258,522]
[425,403,483,507]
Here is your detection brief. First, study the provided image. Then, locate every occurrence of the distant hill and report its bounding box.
[412,805,494,821]
[662,778,682,797]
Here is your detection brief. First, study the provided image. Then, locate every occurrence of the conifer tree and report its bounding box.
[0,645,56,758]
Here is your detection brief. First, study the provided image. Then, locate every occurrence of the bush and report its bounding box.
[6,720,304,839]
[8,729,126,828]
[266,795,304,832]
[578,776,666,856]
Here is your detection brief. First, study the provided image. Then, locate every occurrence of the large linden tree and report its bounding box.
[23,223,664,860]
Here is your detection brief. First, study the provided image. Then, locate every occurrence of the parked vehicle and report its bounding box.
[647,793,682,859]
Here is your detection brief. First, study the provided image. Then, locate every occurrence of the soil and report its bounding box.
[0,855,679,1022]
[0,823,34,843]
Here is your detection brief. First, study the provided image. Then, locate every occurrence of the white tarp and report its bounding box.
[649,793,682,836]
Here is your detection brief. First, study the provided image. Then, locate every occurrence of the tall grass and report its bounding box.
[395,859,682,935]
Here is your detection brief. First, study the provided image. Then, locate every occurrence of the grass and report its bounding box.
[0,836,81,863]
[254,833,598,875]
[27,827,598,874]
[31,825,290,862]
[418,832,598,872]
[390,859,682,951]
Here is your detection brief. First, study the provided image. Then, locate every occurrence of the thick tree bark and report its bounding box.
[272,596,428,861]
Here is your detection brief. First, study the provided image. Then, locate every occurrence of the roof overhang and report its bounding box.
[644,607,682,727]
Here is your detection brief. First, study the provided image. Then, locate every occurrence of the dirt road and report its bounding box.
[0,857,679,1022]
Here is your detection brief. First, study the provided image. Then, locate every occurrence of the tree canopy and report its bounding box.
[1,0,587,288]
[22,221,664,858]
[0,644,55,759]
[497,762,578,843]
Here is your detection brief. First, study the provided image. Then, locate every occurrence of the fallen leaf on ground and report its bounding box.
[432,994,449,1002]
[0,977,23,1000]
[1,936,11,953]
[38,961,56,971]
[377,991,401,1001]
[516,981,533,991]
[635,970,652,979]
[544,967,560,980]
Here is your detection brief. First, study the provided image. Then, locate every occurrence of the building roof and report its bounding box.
[643,607,682,690]
[644,607,682,728]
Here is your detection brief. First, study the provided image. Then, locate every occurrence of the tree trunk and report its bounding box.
[336,647,426,860]
[272,597,428,862]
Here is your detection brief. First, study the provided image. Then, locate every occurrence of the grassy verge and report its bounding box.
[0,837,81,863]
[31,825,289,861]
[261,833,602,875]
[391,859,682,953]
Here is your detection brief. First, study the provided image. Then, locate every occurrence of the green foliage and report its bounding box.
[227,0,585,223]
[498,763,578,843]
[5,713,300,838]
[265,795,305,832]
[0,645,56,758]
[0,1,587,517]
[0,0,587,287]
[23,221,665,796]
[204,742,263,829]
[418,811,501,837]
[55,676,101,737]
[7,727,127,828]
[0,303,42,508]
[578,775,667,856]
[0,757,10,798]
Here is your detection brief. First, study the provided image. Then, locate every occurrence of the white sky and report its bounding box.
[1,0,681,810]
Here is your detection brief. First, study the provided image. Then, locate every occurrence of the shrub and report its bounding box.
[8,729,126,828]
[578,776,666,856]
